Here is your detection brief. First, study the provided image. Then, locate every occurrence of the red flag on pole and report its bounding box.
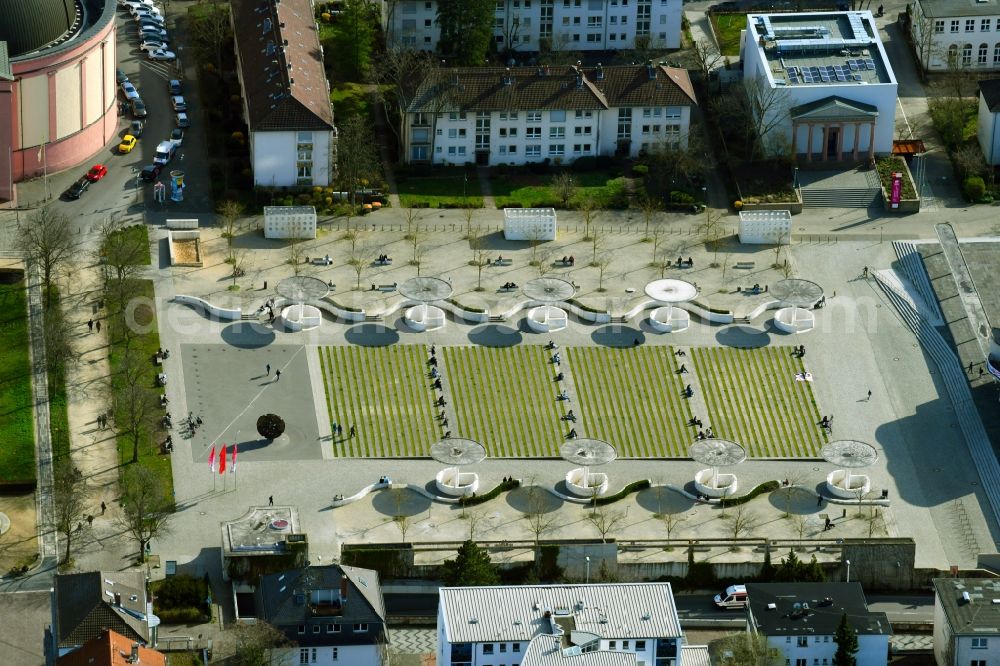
[230,444,238,474]
[219,444,227,474]
[208,446,216,472]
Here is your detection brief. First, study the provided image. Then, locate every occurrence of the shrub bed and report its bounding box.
[595,479,651,505]
[719,480,781,508]
[461,478,520,506]
[150,575,211,624]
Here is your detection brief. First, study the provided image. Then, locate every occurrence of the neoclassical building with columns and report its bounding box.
[740,11,898,164]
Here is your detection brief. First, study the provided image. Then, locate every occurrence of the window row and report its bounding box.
[947,42,1000,66]
[482,642,524,654]
[937,18,997,33]
[299,647,337,664]
[296,623,367,634]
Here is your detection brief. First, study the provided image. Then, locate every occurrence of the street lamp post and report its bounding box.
[845,559,851,582]
[585,556,591,584]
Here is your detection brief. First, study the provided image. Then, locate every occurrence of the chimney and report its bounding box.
[595,63,604,80]
[113,592,121,607]
[340,575,349,604]
[646,60,656,80]
[130,644,140,663]
[502,67,514,86]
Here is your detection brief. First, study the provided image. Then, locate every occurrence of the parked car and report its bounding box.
[120,81,140,101]
[168,79,182,95]
[140,164,163,182]
[170,95,186,111]
[137,25,167,39]
[713,585,748,609]
[169,128,184,146]
[175,112,189,128]
[130,98,148,118]
[131,6,162,19]
[85,164,108,182]
[147,49,176,61]
[116,68,128,84]
[139,40,169,53]
[63,177,90,200]
[154,141,177,166]
[119,135,138,154]
[120,0,154,9]
[130,119,144,137]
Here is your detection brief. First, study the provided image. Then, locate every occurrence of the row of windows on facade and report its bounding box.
[296,622,368,634]
[946,42,1000,65]
[402,0,667,12]
[934,18,1000,33]
[427,123,677,138]
[412,137,677,159]
[399,30,667,45]
[414,108,681,125]
[299,647,337,664]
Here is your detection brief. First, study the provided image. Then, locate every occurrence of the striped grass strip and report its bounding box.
[320,345,439,457]
[565,346,693,458]
[443,346,563,457]
[690,346,825,458]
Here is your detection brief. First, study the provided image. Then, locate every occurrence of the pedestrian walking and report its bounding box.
[275,369,281,380]
[337,424,343,437]
[88,319,93,332]
[430,345,436,355]
[86,514,94,527]
[866,389,872,400]
[266,363,271,376]
[968,361,974,373]
[95,320,101,332]
[980,367,985,377]
[101,501,106,515]
[816,495,823,507]
[332,421,338,437]
[268,495,274,506]
[349,424,356,438]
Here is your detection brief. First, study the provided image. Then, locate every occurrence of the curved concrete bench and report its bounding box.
[694,468,738,498]
[649,306,691,333]
[825,469,871,499]
[564,468,609,497]
[435,467,479,497]
[331,480,391,507]
[405,305,446,332]
[774,307,815,334]
[173,295,241,321]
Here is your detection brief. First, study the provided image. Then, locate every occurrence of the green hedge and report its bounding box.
[460,478,520,506]
[156,607,211,624]
[688,299,732,315]
[595,479,651,505]
[566,298,607,314]
[150,575,211,624]
[446,298,486,314]
[719,480,780,508]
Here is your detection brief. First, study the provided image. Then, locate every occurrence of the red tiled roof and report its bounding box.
[231,0,335,131]
[57,629,165,666]
[408,64,696,113]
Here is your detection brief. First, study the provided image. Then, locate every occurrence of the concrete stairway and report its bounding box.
[874,272,1000,528]
[892,241,944,324]
[800,186,882,208]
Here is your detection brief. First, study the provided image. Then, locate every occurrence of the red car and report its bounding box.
[86,164,108,182]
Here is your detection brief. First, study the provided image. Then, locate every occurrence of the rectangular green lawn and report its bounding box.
[0,278,34,485]
[396,173,484,209]
[443,346,565,457]
[691,346,826,458]
[566,346,693,457]
[320,345,440,457]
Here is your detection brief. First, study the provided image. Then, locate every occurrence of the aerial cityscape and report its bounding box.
[1,0,1000,664]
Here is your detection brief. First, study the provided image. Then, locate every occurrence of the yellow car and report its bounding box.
[119,134,137,154]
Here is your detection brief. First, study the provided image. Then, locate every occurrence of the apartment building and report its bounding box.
[932,578,1000,666]
[403,63,696,165]
[386,0,682,53]
[910,0,1000,71]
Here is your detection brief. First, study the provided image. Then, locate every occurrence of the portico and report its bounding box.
[791,96,879,162]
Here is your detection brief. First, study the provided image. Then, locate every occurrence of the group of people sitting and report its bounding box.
[501,281,519,290]
[676,256,694,268]
[156,348,171,360]
[793,344,806,358]
[695,428,714,440]
[683,384,694,398]
[493,255,507,266]
[376,254,392,265]
[559,256,576,266]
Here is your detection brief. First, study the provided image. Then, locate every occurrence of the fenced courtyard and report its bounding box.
[317,344,825,459]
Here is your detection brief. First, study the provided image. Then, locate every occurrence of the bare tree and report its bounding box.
[580,197,598,241]
[640,194,661,242]
[337,114,381,205]
[393,515,411,541]
[790,514,809,542]
[723,503,760,540]
[552,172,576,208]
[412,243,427,275]
[522,485,557,545]
[230,249,250,289]
[715,75,791,161]
[44,303,76,377]
[116,350,160,464]
[217,199,244,263]
[287,240,305,276]
[219,620,292,666]
[776,473,807,517]
[865,508,887,538]
[699,208,726,263]
[371,48,436,152]
[15,206,77,307]
[471,235,491,291]
[97,217,147,309]
[690,39,723,84]
[117,464,172,561]
[187,0,230,78]
[589,226,603,266]
[403,207,423,240]
[52,461,88,566]
[462,205,477,240]
[349,243,374,290]
[465,509,486,541]
[587,507,625,543]
[660,512,685,547]
[594,253,613,292]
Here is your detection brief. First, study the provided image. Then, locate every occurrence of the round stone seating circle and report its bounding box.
[0,511,12,536]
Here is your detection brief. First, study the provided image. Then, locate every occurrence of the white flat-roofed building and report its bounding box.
[910,0,1000,72]
[437,583,685,666]
[386,0,682,53]
[740,11,897,162]
[404,63,697,166]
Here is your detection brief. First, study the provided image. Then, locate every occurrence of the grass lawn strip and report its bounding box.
[0,280,34,485]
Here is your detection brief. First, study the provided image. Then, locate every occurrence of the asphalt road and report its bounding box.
[384,592,936,624]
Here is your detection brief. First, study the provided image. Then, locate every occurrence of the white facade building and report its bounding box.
[231,0,337,188]
[933,578,1000,666]
[437,583,687,666]
[740,11,898,162]
[910,0,1000,72]
[978,79,1000,165]
[404,64,696,166]
[746,583,891,666]
[387,0,682,53]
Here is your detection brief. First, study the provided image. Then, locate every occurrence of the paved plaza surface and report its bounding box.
[118,225,998,589]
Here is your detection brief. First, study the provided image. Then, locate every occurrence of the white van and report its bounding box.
[713,584,748,609]
[154,141,176,166]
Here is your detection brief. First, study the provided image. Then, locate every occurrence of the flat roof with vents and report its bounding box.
[747,582,890,637]
[933,578,1000,635]
[747,11,893,88]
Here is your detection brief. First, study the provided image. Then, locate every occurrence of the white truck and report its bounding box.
[153,140,176,166]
